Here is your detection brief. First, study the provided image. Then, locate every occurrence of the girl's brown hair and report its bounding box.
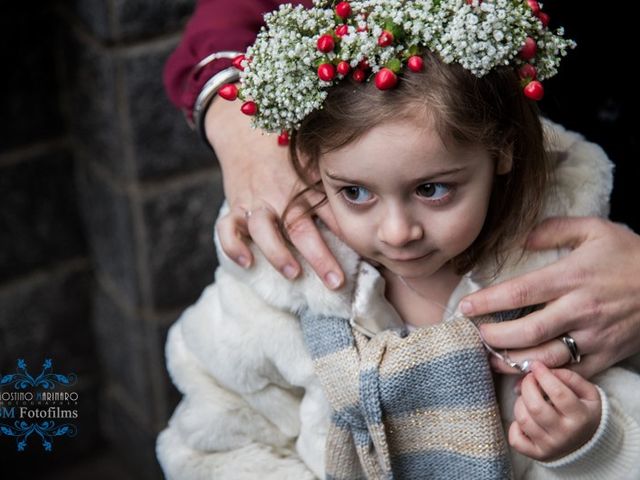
[285,50,551,274]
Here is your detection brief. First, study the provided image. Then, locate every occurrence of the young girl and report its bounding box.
[157,1,640,478]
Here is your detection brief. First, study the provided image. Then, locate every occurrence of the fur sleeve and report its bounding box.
[540,118,614,219]
[156,278,322,478]
[522,367,640,479]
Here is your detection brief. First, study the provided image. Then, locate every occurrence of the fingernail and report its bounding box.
[283,264,299,279]
[237,256,250,268]
[460,301,473,315]
[325,271,342,290]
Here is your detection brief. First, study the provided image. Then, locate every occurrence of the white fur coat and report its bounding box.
[156,119,640,479]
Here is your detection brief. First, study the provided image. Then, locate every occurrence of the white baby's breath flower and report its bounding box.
[239,0,575,133]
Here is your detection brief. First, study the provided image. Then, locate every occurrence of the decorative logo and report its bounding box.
[0,359,79,452]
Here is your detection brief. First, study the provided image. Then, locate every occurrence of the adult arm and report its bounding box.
[164,0,344,290]
[460,217,640,379]
[163,0,287,115]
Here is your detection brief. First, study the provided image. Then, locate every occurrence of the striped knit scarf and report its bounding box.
[300,310,512,479]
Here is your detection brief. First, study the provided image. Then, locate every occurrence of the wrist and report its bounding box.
[204,96,292,208]
[194,65,241,150]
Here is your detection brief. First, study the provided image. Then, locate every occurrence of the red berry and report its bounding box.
[527,0,540,14]
[241,101,257,115]
[337,61,351,76]
[218,83,238,101]
[374,68,398,90]
[277,131,289,146]
[335,1,351,19]
[317,63,336,81]
[378,30,394,47]
[537,12,550,27]
[523,80,544,101]
[232,54,246,71]
[407,55,424,72]
[519,37,537,61]
[357,24,368,33]
[358,59,370,70]
[335,24,349,37]
[352,69,366,82]
[465,0,482,4]
[518,64,537,81]
[317,34,335,53]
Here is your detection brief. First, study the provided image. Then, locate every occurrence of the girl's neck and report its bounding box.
[382,265,462,328]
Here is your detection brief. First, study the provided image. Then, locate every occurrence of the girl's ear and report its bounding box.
[496,145,513,175]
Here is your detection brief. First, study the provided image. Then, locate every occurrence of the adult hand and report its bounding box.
[460,217,640,378]
[205,94,345,290]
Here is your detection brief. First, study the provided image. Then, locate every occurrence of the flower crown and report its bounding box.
[218,0,575,145]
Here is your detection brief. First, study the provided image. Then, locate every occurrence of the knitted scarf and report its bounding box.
[300,310,512,479]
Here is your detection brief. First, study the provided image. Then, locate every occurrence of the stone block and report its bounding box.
[0,5,64,150]
[61,33,127,179]
[71,0,195,42]
[114,0,195,41]
[141,171,223,310]
[0,263,96,376]
[69,0,112,40]
[101,390,163,480]
[0,149,87,282]
[91,286,156,428]
[76,162,140,306]
[122,41,216,180]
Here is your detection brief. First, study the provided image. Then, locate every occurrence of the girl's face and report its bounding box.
[319,118,508,280]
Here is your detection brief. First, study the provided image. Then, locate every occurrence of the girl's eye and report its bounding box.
[416,183,450,200]
[341,186,372,204]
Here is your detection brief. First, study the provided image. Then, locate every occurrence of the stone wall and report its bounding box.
[61,0,225,477]
[1,1,223,478]
[0,2,100,473]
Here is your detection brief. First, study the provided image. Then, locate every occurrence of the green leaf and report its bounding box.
[386,58,402,73]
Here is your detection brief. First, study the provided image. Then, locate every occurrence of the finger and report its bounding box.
[314,200,340,235]
[529,362,579,415]
[566,353,605,380]
[459,264,571,317]
[549,368,601,402]
[488,338,572,374]
[508,421,539,459]
[514,394,548,441]
[285,213,345,290]
[520,372,558,431]
[215,209,254,268]
[247,207,301,280]
[479,298,577,349]
[525,217,599,251]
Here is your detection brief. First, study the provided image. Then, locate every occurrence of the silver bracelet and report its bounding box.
[191,51,243,149]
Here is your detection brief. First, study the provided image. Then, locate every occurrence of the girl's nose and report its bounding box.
[378,210,423,247]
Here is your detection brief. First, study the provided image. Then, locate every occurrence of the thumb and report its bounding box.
[526,217,595,251]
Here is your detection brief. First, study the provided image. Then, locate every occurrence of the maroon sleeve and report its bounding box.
[163,0,312,115]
